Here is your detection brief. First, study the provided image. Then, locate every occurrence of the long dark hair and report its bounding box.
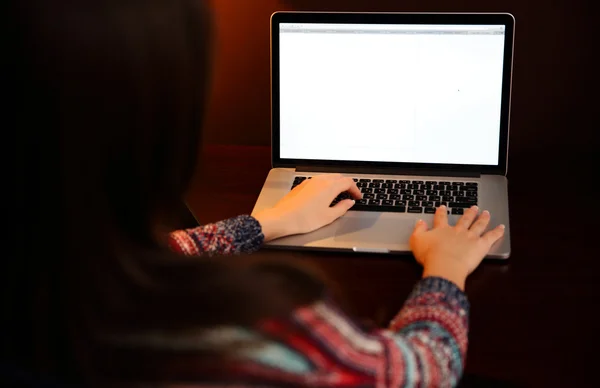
[3,0,324,384]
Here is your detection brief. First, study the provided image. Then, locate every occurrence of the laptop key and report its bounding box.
[356,199,368,205]
[412,180,424,184]
[422,201,434,207]
[376,194,388,200]
[408,201,420,207]
[374,188,386,194]
[359,178,371,182]
[416,195,427,201]
[369,199,381,206]
[373,179,384,183]
[395,200,406,207]
[382,199,394,206]
[385,179,397,183]
[424,207,436,214]
[351,204,406,213]
[363,193,375,199]
[408,206,423,213]
[452,208,464,214]
[403,194,415,201]
[449,202,472,208]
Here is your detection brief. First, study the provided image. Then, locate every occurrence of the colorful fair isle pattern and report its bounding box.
[169,215,264,256]
[167,215,470,387]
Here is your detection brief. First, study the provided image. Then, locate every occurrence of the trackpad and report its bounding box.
[333,214,413,246]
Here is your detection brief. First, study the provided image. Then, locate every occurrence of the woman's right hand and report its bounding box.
[409,205,505,290]
[254,174,362,242]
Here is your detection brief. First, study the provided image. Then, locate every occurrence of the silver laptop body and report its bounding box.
[251,12,514,259]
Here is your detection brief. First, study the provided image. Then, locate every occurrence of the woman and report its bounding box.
[4,0,505,386]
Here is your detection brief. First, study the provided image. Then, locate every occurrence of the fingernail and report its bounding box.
[439,205,446,209]
[499,224,505,229]
[415,219,423,225]
[483,210,490,215]
[471,205,479,210]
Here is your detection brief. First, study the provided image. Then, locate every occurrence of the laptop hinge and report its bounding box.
[296,165,481,178]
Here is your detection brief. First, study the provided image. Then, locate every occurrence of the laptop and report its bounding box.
[251,12,514,259]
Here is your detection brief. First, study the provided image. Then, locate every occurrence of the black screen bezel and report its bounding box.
[271,12,514,176]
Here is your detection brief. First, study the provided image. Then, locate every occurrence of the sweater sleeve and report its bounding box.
[384,276,469,387]
[167,215,264,256]
[242,276,469,387]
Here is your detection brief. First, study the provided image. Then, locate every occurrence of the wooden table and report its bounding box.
[186,144,595,388]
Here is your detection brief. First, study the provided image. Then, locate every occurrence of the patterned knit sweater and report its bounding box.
[167,215,470,387]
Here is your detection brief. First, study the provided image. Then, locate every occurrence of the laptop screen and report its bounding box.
[278,23,506,166]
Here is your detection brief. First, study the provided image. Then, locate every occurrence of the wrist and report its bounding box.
[422,263,468,291]
[253,209,292,242]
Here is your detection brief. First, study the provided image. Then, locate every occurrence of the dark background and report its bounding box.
[188,1,597,386]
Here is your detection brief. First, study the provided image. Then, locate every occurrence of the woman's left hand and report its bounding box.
[254,174,362,242]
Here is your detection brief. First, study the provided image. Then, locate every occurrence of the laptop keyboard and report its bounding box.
[291,176,478,214]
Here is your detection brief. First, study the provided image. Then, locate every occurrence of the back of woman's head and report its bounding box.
[5,0,214,379]
[3,0,324,384]
[16,0,213,246]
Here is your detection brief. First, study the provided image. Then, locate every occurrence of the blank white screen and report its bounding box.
[278,23,505,165]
